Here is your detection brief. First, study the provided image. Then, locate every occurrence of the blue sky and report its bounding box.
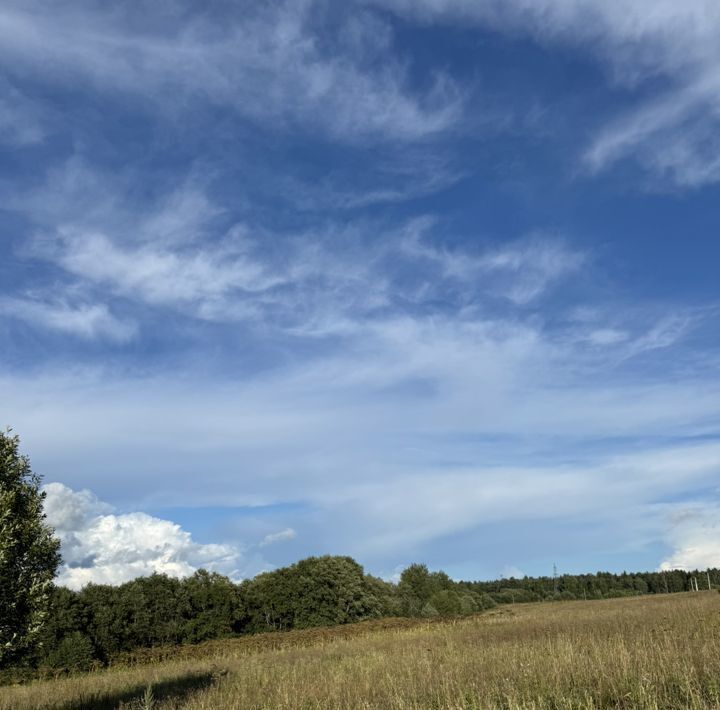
[2,0,720,588]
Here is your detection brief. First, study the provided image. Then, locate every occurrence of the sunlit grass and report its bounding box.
[4,593,719,709]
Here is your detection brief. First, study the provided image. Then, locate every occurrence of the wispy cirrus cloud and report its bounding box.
[7,161,586,334]
[52,229,280,318]
[0,0,461,143]
[0,296,136,342]
[455,236,584,305]
[584,71,720,186]
[0,78,46,147]
[273,151,466,212]
[401,224,584,305]
[260,528,297,547]
[565,305,705,363]
[371,0,720,186]
[6,308,717,503]
[30,221,585,329]
[314,441,720,556]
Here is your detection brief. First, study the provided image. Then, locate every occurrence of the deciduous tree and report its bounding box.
[0,431,61,667]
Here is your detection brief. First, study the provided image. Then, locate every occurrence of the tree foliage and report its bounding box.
[240,556,383,632]
[43,632,94,673]
[0,431,61,668]
[7,556,720,676]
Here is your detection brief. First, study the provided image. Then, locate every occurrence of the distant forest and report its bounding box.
[14,556,720,676]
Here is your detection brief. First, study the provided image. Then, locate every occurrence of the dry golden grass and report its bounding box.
[4,592,720,709]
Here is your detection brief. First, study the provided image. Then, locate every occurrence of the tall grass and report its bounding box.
[3,592,719,709]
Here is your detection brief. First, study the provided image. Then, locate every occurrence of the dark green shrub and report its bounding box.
[478,593,497,610]
[43,632,95,673]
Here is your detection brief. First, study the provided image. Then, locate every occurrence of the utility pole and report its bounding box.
[707,571,712,591]
[553,563,558,595]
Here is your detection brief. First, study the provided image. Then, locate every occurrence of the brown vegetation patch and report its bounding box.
[109,613,487,668]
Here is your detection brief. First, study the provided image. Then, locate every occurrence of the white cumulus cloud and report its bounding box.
[659,503,720,572]
[43,482,243,589]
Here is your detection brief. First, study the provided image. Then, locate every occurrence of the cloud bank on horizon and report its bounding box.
[1,0,720,586]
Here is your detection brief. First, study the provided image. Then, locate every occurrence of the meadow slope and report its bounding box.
[3,592,720,709]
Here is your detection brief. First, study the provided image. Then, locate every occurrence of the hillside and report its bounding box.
[3,592,719,709]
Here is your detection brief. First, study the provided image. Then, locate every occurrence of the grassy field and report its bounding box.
[3,592,720,709]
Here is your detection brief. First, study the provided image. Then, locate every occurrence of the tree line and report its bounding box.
[23,559,720,675]
[462,567,720,600]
